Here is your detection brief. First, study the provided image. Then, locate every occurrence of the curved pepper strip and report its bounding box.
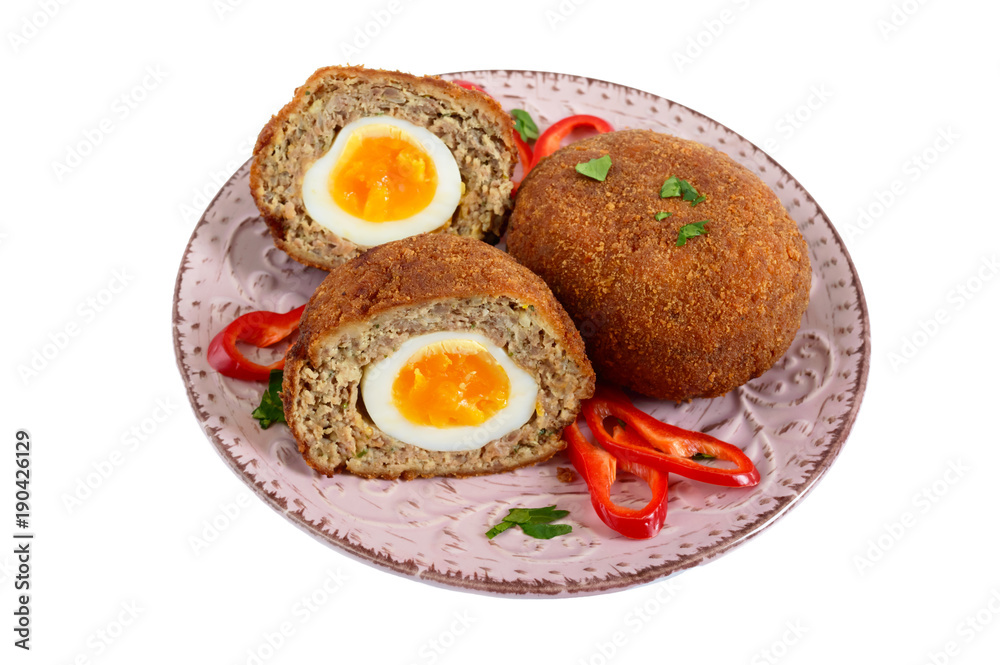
[583,386,760,488]
[529,114,614,171]
[206,304,306,381]
[565,420,670,539]
[512,133,534,195]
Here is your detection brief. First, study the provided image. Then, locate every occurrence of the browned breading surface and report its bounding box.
[282,234,595,479]
[507,129,811,401]
[251,65,517,271]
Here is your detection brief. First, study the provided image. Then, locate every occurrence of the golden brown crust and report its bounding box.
[252,66,512,157]
[507,129,811,401]
[293,233,589,370]
[250,65,517,271]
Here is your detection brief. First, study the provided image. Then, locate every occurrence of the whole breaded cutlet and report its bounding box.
[507,129,811,401]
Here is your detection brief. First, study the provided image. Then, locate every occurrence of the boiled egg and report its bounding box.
[301,116,462,247]
[360,331,539,452]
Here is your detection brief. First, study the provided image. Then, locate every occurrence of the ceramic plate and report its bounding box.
[172,70,869,597]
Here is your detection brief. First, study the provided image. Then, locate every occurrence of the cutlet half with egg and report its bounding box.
[281,234,595,480]
[250,66,518,270]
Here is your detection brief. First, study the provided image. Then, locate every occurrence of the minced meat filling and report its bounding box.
[252,72,515,270]
[289,297,589,478]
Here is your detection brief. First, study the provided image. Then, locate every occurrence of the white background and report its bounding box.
[3,0,999,663]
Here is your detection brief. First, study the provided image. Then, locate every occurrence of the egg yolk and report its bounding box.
[330,129,438,222]
[392,340,510,428]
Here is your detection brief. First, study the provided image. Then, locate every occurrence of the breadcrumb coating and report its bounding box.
[507,129,811,401]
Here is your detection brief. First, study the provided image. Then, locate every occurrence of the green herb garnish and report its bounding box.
[486,505,572,540]
[487,521,516,537]
[655,211,673,221]
[692,452,716,460]
[511,109,539,142]
[520,522,573,539]
[575,154,612,181]
[251,369,285,429]
[660,176,706,206]
[676,220,709,247]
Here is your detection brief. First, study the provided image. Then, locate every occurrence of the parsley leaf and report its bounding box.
[485,521,516,539]
[523,509,570,524]
[655,211,673,221]
[486,505,572,540]
[511,109,539,142]
[676,220,709,247]
[251,369,286,429]
[503,508,533,524]
[660,176,682,198]
[520,523,573,539]
[660,176,706,206]
[576,154,612,181]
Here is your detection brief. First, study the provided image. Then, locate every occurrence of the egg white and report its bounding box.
[360,331,539,452]
[301,116,462,247]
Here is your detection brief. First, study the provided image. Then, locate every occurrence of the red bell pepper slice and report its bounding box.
[565,419,669,539]
[529,114,614,171]
[582,386,760,488]
[206,304,306,381]
[512,133,534,195]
